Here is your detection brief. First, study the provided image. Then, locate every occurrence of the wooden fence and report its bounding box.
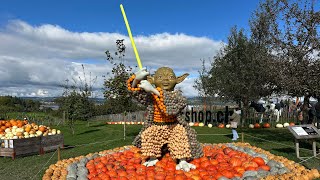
[89,105,306,127]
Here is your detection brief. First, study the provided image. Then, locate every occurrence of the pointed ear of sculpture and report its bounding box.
[176,73,189,84]
[147,76,154,84]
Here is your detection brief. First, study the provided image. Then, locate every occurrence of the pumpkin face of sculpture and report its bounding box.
[148,67,189,91]
[153,68,177,91]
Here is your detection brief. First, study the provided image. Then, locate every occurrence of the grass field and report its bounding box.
[0,121,319,180]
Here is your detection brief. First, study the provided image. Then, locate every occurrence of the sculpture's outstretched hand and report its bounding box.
[139,80,160,96]
[176,160,196,172]
[132,68,149,87]
[142,157,159,167]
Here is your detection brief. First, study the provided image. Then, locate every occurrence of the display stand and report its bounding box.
[288,125,320,160]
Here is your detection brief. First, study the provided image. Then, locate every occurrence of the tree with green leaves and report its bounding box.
[55,65,96,134]
[201,27,279,122]
[250,0,320,122]
[193,59,216,110]
[104,39,145,114]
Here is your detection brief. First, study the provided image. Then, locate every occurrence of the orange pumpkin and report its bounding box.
[229,157,243,167]
[263,123,270,128]
[242,161,259,170]
[200,160,211,169]
[259,165,271,171]
[289,122,295,126]
[223,147,233,155]
[16,132,23,136]
[5,122,11,128]
[234,166,245,174]
[218,123,225,128]
[17,122,24,128]
[220,169,234,179]
[252,157,265,166]
[254,123,261,128]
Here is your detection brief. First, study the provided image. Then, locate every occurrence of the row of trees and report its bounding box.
[0,96,41,114]
[194,0,320,122]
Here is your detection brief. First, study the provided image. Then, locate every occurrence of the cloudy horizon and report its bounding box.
[0,20,223,98]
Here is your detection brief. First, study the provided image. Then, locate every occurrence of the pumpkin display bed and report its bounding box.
[43,143,319,180]
[0,120,63,159]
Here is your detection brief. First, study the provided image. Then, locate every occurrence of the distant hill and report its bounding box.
[20,97,105,104]
[19,96,237,105]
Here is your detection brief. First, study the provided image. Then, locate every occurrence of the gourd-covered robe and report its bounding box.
[127,76,203,160]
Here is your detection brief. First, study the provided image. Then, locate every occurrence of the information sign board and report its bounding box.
[288,124,320,140]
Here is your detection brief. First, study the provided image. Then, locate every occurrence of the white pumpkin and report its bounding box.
[24,135,30,138]
[208,124,213,128]
[5,128,11,133]
[189,122,194,126]
[226,124,231,128]
[276,123,284,128]
[57,130,61,134]
[5,133,12,138]
[199,122,204,127]
[16,128,24,133]
[29,134,35,138]
[52,129,57,135]
[48,133,53,136]
[12,136,18,139]
[12,126,18,129]
[283,122,290,127]
[0,134,3,138]
[36,130,43,136]
[249,124,255,128]
[23,132,29,136]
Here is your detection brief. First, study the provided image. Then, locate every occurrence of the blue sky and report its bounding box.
[0,0,260,41]
[0,0,262,97]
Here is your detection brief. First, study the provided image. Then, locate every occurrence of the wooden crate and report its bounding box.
[0,134,64,159]
[40,134,64,154]
[0,137,41,159]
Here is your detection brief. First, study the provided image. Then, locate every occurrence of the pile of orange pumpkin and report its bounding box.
[0,119,61,141]
[106,121,144,125]
[43,143,320,180]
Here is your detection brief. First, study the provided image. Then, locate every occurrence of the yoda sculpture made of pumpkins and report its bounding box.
[127,67,203,172]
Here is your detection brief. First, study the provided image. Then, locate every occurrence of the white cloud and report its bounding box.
[0,20,223,97]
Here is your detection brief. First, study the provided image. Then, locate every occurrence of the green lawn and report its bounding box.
[0,121,319,180]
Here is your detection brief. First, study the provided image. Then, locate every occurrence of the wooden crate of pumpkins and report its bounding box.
[0,119,63,159]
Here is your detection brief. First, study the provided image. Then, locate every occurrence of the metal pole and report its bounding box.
[57,147,61,161]
[295,139,300,158]
[312,141,316,157]
[124,112,126,140]
[241,132,244,143]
